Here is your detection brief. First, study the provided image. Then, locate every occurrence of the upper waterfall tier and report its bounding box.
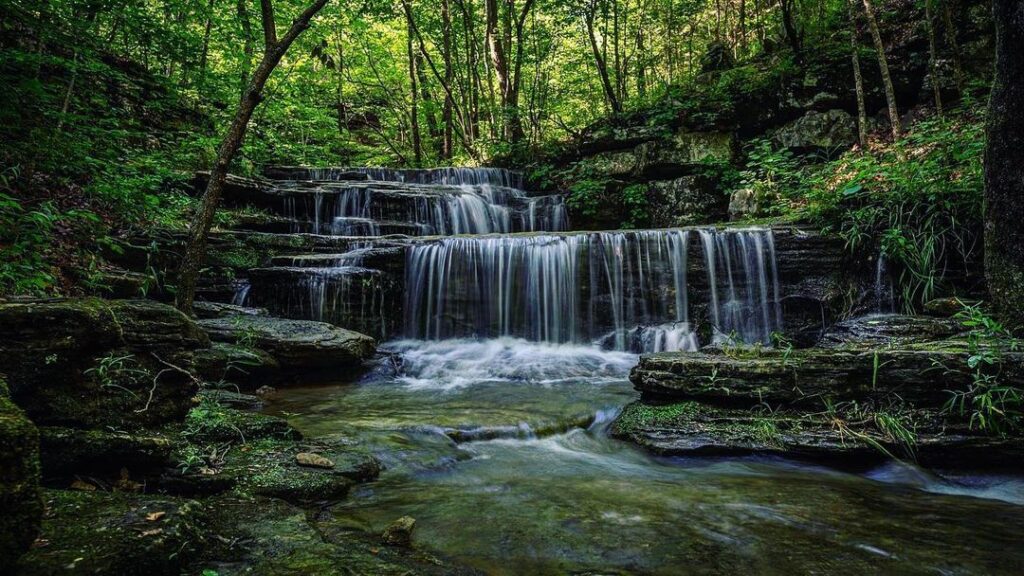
[213,167,567,237]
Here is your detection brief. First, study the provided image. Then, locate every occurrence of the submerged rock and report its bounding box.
[0,378,42,572]
[382,516,417,547]
[198,314,376,370]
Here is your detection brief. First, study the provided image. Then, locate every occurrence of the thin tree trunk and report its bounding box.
[196,0,215,101]
[925,0,943,114]
[442,0,454,159]
[942,0,966,95]
[585,2,622,113]
[848,0,868,148]
[984,0,1024,327]
[779,0,802,63]
[175,0,330,314]
[404,4,422,165]
[861,0,901,137]
[237,0,254,100]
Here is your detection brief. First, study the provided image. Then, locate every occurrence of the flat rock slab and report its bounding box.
[198,315,376,370]
[631,342,1024,407]
[819,314,965,348]
[612,401,1024,466]
[192,301,268,319]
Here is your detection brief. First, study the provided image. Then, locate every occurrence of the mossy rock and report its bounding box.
[198,314,376,370]
[193,342,281,389]
[194,495,479,576]
[0,378,42,572]
[38,426,174,482]
[0,299,207,430]
[17,490,207,576]
[182,404,299,444]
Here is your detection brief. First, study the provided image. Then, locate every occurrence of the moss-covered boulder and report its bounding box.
[38,426,174,481]
[0,299,208,430]
[193,342,281,389]
[17,490,207,576]
[0,378,42,573]
[198,314,376,370]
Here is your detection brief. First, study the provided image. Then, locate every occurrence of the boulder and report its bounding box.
[818,314,965,348]
[193,342,281,389]
[0,299,207,430]
[382,516,417,547]
[0,378,42,572]
[198,315,376,370]
[38,427,173,481]
[774,109,856,153]
[728,188,760,220]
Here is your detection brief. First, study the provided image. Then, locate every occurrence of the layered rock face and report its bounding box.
[615,314,1024,465]
[0,378,42,572]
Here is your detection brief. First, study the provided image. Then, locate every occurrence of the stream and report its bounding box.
[266,338,1024,576]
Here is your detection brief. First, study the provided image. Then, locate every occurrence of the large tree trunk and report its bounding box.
[175,0,330,314]
[984,0,1024,328]
[848,0,868,148]
[860,0,901,137]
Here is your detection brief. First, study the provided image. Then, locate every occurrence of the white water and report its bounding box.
[404,228,782,351]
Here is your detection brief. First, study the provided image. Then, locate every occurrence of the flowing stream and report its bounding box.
[259,167,1024,574]
[265,339,1024,575]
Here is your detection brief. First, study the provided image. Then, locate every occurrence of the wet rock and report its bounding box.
[0,378,42,572]
[198,315,376,370]
[612,400,1024,466]
[382,516,417,547]
[923,297,975,318]
[774,109,856,153]
[295,452,334,469]
[197,389,265,411]
[631,342,1024,407]
[193,342,281,389]
[819,314,965,347]
[38,426,173,481]
[16,490,207,576]
[728,188,760,220]
[196,496,472,576]
[164,437,379,502]
[192,301,269,319]
[645,174,729,226]
[0,299,207,430]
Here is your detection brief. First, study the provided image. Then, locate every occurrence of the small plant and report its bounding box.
[84,353,150,397]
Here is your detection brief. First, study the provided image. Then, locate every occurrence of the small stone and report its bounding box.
[295,452,334,469]
[381,516,416,546]
[255,385,277,397]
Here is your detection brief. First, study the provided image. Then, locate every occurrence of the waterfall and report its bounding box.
[404,228,782,351]
[699,229,783,344]
[876,252,895,312]
[280,180,566,236]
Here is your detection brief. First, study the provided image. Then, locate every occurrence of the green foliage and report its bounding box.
[748,105,986,311]
[943,301,1023,434]
[566,178,609,220]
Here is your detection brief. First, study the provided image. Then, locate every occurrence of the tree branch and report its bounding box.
[260,0,278,47]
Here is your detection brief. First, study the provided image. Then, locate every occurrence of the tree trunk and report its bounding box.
[405,4,422,165]
[848,0,868,148]
[485,0,509,137]
[942,0,966,95]
[984,0,1024,328]
[925,0,943,114]
[779,0,802,62]
[861,0,901,137]
[585,2,622,114]
[237,0,255,100]
[175,0,330,314]
[441,0,454,158]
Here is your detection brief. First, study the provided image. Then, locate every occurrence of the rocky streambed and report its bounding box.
[3,168,1024,575]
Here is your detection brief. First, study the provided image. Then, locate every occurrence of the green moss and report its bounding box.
[0,377,43,571]
[612,401,703,436]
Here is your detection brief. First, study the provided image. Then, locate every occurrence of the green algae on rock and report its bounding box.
[0,378,42,573]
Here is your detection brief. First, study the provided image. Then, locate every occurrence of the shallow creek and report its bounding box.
[265,338,1024,575]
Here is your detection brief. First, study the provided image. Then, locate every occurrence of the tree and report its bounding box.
[848,0,868,148]
[924,0,943,114]
[984,0,1024,327]
[175,0,331,314]
[860,0,901,137]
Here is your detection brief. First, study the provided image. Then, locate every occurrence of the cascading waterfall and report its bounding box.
[404,228,782,351]
[277,168,567,236]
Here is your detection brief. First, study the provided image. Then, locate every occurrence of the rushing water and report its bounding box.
[266,339,1024,575]
[405,228,782,350]
[276,167,567,236]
